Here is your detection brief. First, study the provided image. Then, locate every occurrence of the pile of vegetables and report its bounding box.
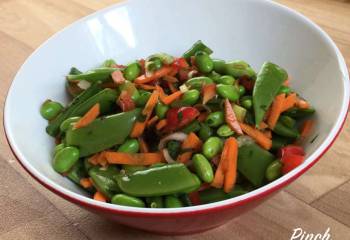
[40,40,315,208]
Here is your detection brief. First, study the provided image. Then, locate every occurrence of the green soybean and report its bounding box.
[60,116,81,132]
[180,89,200,106]
[101,59,116,67]
[111,194,145,208]
[146,58,163,72]
[195,51,214,73]
[199,123,214,141]
[203,137,223,159]
[205,111,224,127]
[217,124,234,137]
[240,96,253,110]
[265,160,282,182]
[279,115,296,128]
[181,120,201,134]
[217,75,235,85]
[123,62,141,81]
[40,100,64,120]
[136,90,151,107]
[216,84,240,101]
[156,102,169,119]
[186,77,213,89]
[164,195,184,208]
[192,154,214,183]
[53,146,80,173]
[117,139,140,153]
[225,60,256,79]
[146,196,163,208]
[207,71,221,82]
[238,85,246,96]
[53,143,65,156]
[213,59,226,74]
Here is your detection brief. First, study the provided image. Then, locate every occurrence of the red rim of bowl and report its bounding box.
[3,1,350,218]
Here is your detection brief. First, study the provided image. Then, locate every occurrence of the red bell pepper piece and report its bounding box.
[165,107,200,131]
[279,145,305,174]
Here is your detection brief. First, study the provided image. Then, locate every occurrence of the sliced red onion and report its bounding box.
[162,148,176,163]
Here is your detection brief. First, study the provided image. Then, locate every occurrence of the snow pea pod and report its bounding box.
[224,60,256,79]
[181,120,201,134]
[66,109,141,157]
[273,121,300,138]
[199,185,248,204]
[195,51,214,73]
[238,143,275,186]
[67,160,87,185]
[183,40,213,59]
[116,163,201,197]
[146,196,164,208]
[89,166,121,199]
[122,165,146,174]
[66,67,116,83]
[212,59,226,74]
[165,195,184,208]
[186,77,213,90]
[46,83,103,136]
[279,115,296,128]
[111,194,145,207]
[283,107,315,119]
[271,134,293,150]
[253,62,288,126]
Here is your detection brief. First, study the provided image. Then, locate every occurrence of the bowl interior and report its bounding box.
[5,0,349,212]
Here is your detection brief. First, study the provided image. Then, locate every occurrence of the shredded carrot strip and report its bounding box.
[142,90,159,116]
[300,119,314,139]
[263,130,272,139]
[80,178,93,189]
[163,75,178,83]
[161,91,183,105]
[202,83,216,104]
[74,103,100,129]
[168,82,177,93]
[104,152,164,165]
[267,93,285,129]
[239,123,272,150]
[281,93,297,112]
[147,115,159,127]
[297,99,310,109]
[224,99,243,135]
[88,153,100,165]
[93,191,107,202]
[130,121,147,138]
[177,133,203,163]
[212,138,230,188]
[135,84,156,90]
[139,138,149,153]
[134,66,173,84]
[223,137,238,193]
[259,122,269,130]
[156,119,167,130]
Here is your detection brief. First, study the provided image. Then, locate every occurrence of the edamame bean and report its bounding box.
[217,75,235,85]
[60,116,81,132]
[186,77,213,89]
[205,111,224,127]
[207,71,221,82]
[240,96,253,110]
[238,85,246,96]
[164,195,184,208]
[199,123,214,141]
[53,143,65,156]
[111,194,145,207]
[181,120,201,133]
[117,139,139,153]
[192,154,214,183]
[136,90,151,107]
[195,51,214,73]
[146,58,163,72]
[213,59,226,74]
[156,102,169,119]
[203,137,223,159]
[180,89,200,106]
[40,100,64,120]
[146,196,163,208]
[123,62,141,81]
[217,124,234,137]
[279,115,296,128]
[278,85,292,94]
[216,84,240,101]
[265,160,282,181]
[53,146,80,173]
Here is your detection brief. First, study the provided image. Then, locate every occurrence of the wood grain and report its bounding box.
[0,0,349,239]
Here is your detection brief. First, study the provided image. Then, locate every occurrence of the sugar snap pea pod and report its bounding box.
[66,67,117,83]
[89,166,121,199]
[279,115,296,128]
[253,62,288,126]
[271,134,293,150]
[186,77,213,90]
[122,165,146,174]
[124,62,141,81]
[213,59,226,74]
[225,60,256,79]
[66,109,141,157]
[238,143,275,186]
[183,40,213,59]
[273,121,300,138]
[207,71,221,82]
[115,163,201,197]
[67,160,87,185]
[165,195,184,208]
[118,81,140,102]
[199,185,248,204]
[146,196,164,208]
[181,120,201,134]
[111,194,145,207]
[101,59,116,67]
[46,83,102,136]
[283,107,315,119]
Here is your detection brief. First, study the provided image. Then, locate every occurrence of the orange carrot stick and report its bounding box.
[202,83,216,104]
[104,152,164,165]
[135,84,156,90]
[300,119,314,139]
[297,99,310,109]
[259,122,269,130]
[130,121,147,138]
[177,133,203,163]
[224,99,243,135]
[147,115,159,127]
[239,123,272,150]
[80,178,93,189]
[156,119,167,130]
[163,75,178,83]
[139,138,149,153]
[263,130,272,139]
[93,191,107,202]
[281,93,297,112]
[224,137,238,193]
[142,90,159,116]
[74,103,100,129]
[161,91,183,105]
[168,82,177,93]
[212,137,230,188]
[267,93,285,129]
[134,66,173,84]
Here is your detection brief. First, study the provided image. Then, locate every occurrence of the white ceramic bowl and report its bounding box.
[4,0,349,235]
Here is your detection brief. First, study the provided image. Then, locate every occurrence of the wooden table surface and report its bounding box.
[0,0,349,239]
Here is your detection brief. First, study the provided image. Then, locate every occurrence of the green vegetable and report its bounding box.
[167,140,182,159]
[238,85,246,96]
[117,139,140,153]
[192,154,214,183]
[136,90,151,107]
[265,160,282,182]
[40,100,64,120]
[217,75,235,85]
[115,163,200,197]
[156,102,169,119]
[118,81,140,102]
[165,195,184,208]
[240,96,253,110]
[89,165,120,199]
[212,59,226,74]
[69,67,82,75]
[66,67,116,83]
[181,120,201,134]
[278,85,292,94]
[123,62,141,81]
[238,143,275,186]
[66,109,140,157]
[60,116,81,132]
[180,89,200,106]
[253,62,288,126]
[203,137,223,159]
[217,124,234,137]
[111,194,145,208]
[146,196,164,208]
[122,165,146,174]
[148,53,174,65]
[67,160,87,185]
[195,51,214,73]
[101,59,116,67]
[283,107,315,119]
[232,104,247,122]
[205,111,225,127]
[186,77,213,89]
[183,40,213,59]
[146,58,163,72]
[53,143,65,156]
[199,185,248,204]
[279,115,296,128]
[52,146,80,173]
[271,135,293,150]
[207,71,221,82]
[225,60,256,79]
[216,84,240,101]
[199,123,214,141]
[273,121,300,138]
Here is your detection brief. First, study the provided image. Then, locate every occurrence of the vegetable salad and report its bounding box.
[40,40,315,208]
